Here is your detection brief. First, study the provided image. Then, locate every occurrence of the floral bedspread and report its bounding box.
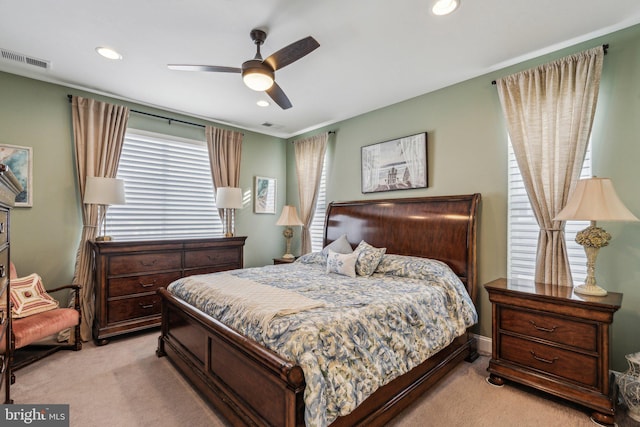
[167,252,477,427]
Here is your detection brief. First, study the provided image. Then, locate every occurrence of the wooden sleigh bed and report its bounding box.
[156,193,481,426]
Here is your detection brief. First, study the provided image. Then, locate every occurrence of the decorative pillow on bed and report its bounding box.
[354,240,386,276]
[10,273,59,318]
[326,249,357,278]
[321,234,353,258]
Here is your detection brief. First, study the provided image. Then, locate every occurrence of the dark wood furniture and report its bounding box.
[485,277,622,426]
[157,194,481,426]
[91,237,245,344]
[0,165,22,403]
[273,257,296,265]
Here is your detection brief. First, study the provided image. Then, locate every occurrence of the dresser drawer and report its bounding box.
[0,211,7,245]
[184,248,240,268]
[108,272,182,298]
[108,252,181,275]
[107,295,162,324]
[500,307,597,351]
[500,334,598,387]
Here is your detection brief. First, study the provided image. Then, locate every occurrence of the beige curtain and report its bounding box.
[294,133,328,254]
[496,46,604,285]
[70,96,129,341]
[205,126,243,217]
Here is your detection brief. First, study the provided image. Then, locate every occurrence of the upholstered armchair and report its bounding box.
[1,263,82,384]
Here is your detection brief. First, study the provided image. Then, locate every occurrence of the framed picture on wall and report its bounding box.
[254,176,276,214]
[361,132,428,193]
[0,144,33,207]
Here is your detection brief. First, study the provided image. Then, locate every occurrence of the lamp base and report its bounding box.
[281,253,295,259]
[573,283,608,296]
[95,235,113,242]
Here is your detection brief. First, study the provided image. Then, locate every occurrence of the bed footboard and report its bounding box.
[156,287,306,427]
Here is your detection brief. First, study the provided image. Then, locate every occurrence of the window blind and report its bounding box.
[310,152,328,252]
[507,141,591,283]
[106,129,223,241]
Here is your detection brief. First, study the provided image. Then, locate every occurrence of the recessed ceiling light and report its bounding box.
[432,0,459,16]
[257,100,270,107]
[95,47,122,60]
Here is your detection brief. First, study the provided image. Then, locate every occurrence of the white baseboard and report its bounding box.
[474,334,492,356]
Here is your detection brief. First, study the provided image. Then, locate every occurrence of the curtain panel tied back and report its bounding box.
[70,96,129,341]
[496,46,604,285]
[294,133,328,255]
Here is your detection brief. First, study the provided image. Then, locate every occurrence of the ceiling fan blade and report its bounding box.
[264,36,320,71]
[266,82,292,110]
[168,64,241,73]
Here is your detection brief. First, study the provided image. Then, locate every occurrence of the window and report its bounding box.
[309,152,328,252]
[106,129,222,240]
[507,141,591,283]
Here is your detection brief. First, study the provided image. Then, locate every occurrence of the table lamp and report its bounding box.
[554,177,639,296]
[83,176,126,241]
[276,205,303,259]
[216,187,242,237]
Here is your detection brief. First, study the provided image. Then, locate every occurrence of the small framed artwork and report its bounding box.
[361,132,428,194]
[0,144,33,207]
[254,176,276,214]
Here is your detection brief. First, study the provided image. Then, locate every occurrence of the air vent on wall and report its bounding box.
[0,48,50,70]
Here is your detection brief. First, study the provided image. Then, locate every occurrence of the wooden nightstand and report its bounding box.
[273,257,296,265]
[485,278,622,426]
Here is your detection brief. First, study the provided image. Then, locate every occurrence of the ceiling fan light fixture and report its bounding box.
[242,60,274,91]
[432,0,459,16]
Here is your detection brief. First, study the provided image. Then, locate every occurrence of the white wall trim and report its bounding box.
[475,334,492,357]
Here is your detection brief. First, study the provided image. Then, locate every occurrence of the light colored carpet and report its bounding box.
[10,331,638,426]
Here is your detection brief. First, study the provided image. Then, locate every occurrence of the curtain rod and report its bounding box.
[67,94,205,129]
[289,130,336,143]
[490,44,609,85]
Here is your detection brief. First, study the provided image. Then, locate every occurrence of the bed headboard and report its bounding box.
[324,194,481,302]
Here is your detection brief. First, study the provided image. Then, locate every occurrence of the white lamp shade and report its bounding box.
[83,177,126,205]
[554,177,639,222]
[276,205,304,226]
[216,187,243,209]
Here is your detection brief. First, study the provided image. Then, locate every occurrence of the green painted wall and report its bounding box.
[0,72,286,290]
[288,24,640,371]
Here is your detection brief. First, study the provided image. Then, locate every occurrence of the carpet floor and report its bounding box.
[9,331,638,426]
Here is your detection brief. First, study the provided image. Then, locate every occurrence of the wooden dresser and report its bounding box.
[0,165,23,404]
[485,277,622,425]
[91,237,246,344]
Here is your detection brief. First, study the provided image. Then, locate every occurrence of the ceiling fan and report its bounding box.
[168,29,320,110]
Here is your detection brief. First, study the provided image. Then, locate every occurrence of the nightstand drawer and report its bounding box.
[108,295,161,323]
[108,271,182,298]
[109,252,181,275]
[501,307,597,351]
[500,334,598,387]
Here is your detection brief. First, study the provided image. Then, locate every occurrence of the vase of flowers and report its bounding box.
[618,352,640,422]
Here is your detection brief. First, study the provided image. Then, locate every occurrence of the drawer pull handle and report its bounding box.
[139,260,157,267]
[530,351,558,364]
[139,303,155,309]
[139,281,157,288]
[529,320,557,333]
[0,222,5,233]
[0,264,5,278]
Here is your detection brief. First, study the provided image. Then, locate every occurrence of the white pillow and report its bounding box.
[326,249,357,278]
[321,234,353,258]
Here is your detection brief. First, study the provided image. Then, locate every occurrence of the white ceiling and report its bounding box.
[2,1,640,138]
